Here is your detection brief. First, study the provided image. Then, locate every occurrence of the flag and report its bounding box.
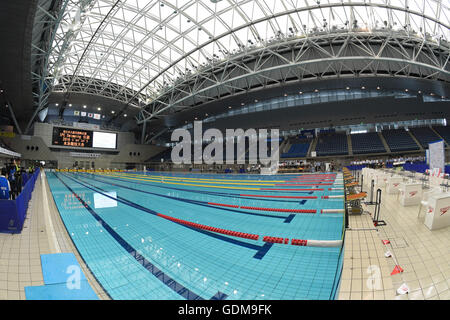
[93,113,101,120]
[88,113,93,118]
[74,110,80,116]
[81,112,86,117]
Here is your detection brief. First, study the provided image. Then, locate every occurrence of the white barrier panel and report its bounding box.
[386,176,403,194]
[399,182,422,206]
[424,193,450,230]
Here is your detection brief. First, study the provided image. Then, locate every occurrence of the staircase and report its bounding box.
[378,131,391,152]
[430,126,449,147]
[280,139,290,154]
[307,136,318,157]
[347,134,353,155]
[407,130,424,151]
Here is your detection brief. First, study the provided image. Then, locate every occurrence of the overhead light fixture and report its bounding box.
[55,103,59,106]
[405,89,409,92]
[314,89,319,92]
[361,86,365,89]
[346,87,350,90]
[68,104,72,107]
[97,107,101,111]
[299,91,303,94]
[124,114,127,117]
[111,111,115,114]
[83,105,87,108]
[228,106,232,109]
[376,86,380,90]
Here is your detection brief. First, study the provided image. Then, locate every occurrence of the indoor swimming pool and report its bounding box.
[46,171,345,300]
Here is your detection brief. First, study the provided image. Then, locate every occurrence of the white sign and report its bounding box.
[429,140,445,173]
[69,152,101,158]
[72,122,100,130]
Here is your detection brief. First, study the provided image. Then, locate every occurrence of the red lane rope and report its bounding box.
[275,183,333,186]
[157,213,259,240]
[260,188,324,191]
[207,202,317,213]
[156,213,337,247]
[239,206,316,213]
[240,194,317,199]
[263,236,308,246]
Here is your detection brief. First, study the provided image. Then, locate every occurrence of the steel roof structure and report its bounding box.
[6,0,450,136]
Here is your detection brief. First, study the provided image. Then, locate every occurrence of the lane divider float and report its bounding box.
[207,202,317,213]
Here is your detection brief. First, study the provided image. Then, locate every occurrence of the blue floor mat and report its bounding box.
[25,281,99,300]
[40,253,87,285]
[24,253,98,300]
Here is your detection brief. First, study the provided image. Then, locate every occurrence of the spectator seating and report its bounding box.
[350,132,386,154]
[315,133,348,156]
[381,129,420,152]
[281,138,311,158]
[408,127,441,148]
[432,126,450,145]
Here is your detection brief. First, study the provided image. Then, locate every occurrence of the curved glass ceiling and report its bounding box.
[50,0,450,106]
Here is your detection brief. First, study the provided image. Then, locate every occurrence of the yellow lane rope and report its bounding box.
[110,172,289,183]
[92,173,264,191]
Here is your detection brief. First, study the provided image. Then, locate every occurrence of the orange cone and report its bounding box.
[391,265,404,275]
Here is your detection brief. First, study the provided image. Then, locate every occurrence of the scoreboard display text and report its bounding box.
[52,127,93,148]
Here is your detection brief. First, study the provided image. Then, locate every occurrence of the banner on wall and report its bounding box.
[72,122,100,130]
[429,140,445,173]
[426,149,430,165]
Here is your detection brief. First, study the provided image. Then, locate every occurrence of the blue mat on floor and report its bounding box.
[40,253,87,285]
[24,281,99,300]
[24,253,98,300]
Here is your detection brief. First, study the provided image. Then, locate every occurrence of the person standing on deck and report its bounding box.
[0,168,11,200]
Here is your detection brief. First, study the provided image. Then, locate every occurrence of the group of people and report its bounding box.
[0,159,36,200]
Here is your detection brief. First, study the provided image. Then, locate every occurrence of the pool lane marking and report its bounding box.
[75,173,294,222]
[78,174,316,214]
[115,173,289,183]
[84,173,311,203]
[61,173,344,250]
[73,174,343,246]
[101,173,331,193]
[239,194,317,199]
[113,173,334,186]
[98,174,264,190]
[111,174,279,186]
[59,173,276,258]
[53,173,224,300]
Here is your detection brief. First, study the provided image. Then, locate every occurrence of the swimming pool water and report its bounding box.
[46,171,345,300]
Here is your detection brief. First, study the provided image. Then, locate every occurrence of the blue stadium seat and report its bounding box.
[315,133,348,156]
[382,129,420,152]
[409,127,441,148]
[350,132,386,154]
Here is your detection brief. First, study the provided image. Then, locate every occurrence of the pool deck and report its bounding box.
[0,171,109,300]
[1,170,449,300]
